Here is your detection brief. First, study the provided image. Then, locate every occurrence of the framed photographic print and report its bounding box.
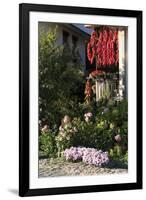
[19,3,143,197]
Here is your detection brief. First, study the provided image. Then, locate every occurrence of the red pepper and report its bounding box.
[87,28,119,67]
[85,80,92,97]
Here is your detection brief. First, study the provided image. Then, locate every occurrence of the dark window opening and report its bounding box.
[63,30,69,45]
[72,35,79,63]
[72,35,78,49]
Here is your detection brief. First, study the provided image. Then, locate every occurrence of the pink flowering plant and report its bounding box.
[55,123,78,157]
[64,147,109,167]
[39,98,128,165]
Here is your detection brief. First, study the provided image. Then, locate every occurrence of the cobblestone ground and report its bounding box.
[39,158,128,177]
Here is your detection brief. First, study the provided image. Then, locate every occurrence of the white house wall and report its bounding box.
[119,29,128,98]
[39,22,87,66]
[60,24,87,66]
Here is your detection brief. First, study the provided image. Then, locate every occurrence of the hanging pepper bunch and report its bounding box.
[87,31,98,64]
[113,30,119,66]
[84,79,92,103]
[87,27,119,67]
[90,70,105,77]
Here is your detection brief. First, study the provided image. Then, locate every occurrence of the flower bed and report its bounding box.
[64,147,109,167]
[39,98,128,165]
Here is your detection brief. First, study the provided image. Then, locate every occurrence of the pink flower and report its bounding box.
[114,134,122,142]
[64,147,109,167]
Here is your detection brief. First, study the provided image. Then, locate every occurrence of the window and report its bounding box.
[72,35,78,49]
[63,30,69,45]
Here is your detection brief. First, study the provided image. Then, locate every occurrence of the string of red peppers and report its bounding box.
[85,27,119,102]
[84,79,92,102]
[87,28,119,67]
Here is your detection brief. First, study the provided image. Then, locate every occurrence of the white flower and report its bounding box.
[84,112,93,122]
[84,117,88,122]
[41,125,49,133]
[73,127,77,132]
[59,126,64,131]
[84,112,92,118]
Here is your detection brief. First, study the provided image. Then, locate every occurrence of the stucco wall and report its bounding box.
[39,22,88,66]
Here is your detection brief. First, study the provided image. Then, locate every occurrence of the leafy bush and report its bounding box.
[39,130,57,158]
[55,123,77,157]
[39,98,128,165]
[121,151,128,164]
[95,99,128,148]
[94,98,128,161]
[39,27,85,128]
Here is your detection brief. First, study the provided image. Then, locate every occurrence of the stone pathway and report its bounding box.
[39,158,128,177]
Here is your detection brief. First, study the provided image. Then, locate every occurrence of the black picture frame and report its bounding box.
[19,3,143,197]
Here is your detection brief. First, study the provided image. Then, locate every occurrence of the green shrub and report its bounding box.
[71,117,96,147]
[39,27,85,128]
[120,151,128,164]
[39,97,128,164]
[39,131,57,158]
[71,99,127,150]
[95,98,128,151]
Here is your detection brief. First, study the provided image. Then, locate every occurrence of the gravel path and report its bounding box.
[39,158,128,177]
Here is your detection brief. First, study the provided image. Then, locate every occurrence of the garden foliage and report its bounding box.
[39,29,128,166]
[39,27,85,128]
